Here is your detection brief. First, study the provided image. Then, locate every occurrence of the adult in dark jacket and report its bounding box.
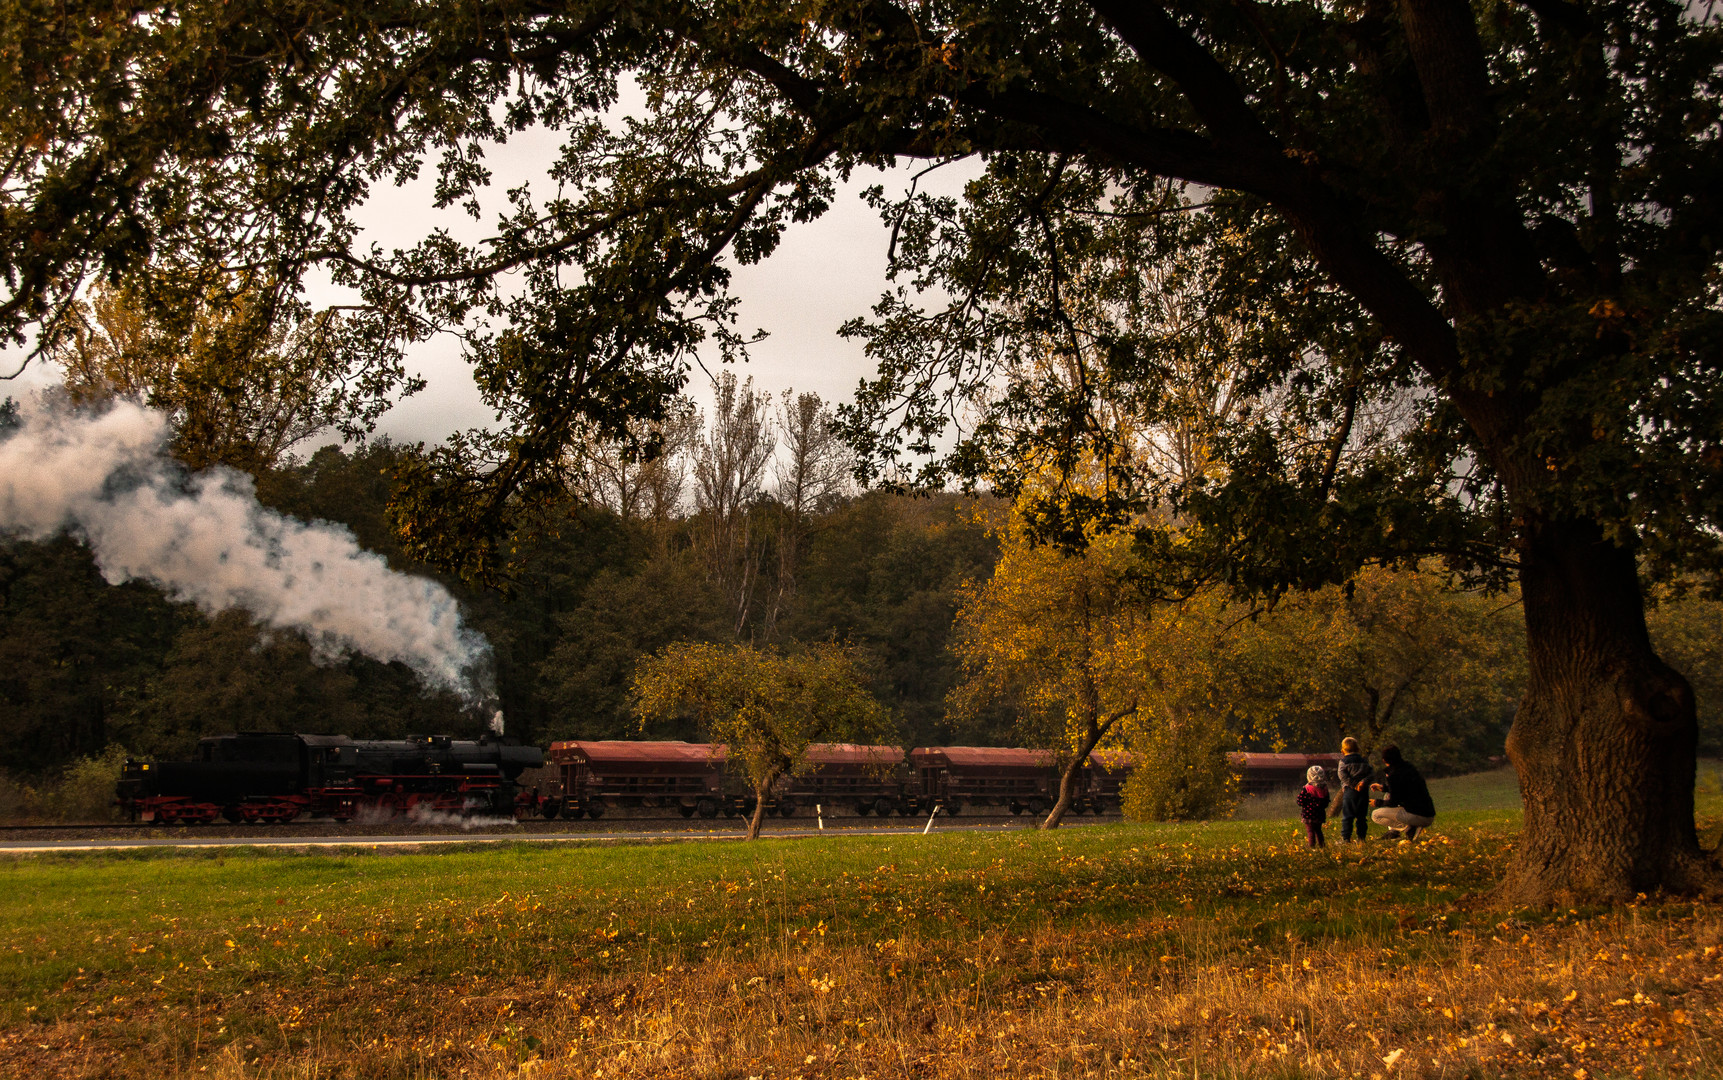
[1370,745,1436,840]
[1335,736,1373,842]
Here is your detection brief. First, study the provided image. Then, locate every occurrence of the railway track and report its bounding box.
[0,811,1114,853]
[0,806,1118,845]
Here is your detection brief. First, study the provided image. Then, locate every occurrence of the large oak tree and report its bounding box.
[4,0,1721,902]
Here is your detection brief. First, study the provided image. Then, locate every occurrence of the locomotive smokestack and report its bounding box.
[0,397,496,704]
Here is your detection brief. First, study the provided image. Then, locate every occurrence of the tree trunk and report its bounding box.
[746,786,768,841]
[1042,757,1084,830]
[1041,704,1135,831]
[1498,519,1718,904]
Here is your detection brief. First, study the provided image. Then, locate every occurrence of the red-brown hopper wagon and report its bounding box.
[547,740,726,819]
[782,744,911,817]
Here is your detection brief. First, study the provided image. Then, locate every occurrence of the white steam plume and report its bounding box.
[0,397,495,705]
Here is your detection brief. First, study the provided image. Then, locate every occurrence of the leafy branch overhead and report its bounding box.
[7,0,1723,901]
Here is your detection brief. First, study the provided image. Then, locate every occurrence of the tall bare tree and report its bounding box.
[765,391,851,637]
[693,373,774,635]
[571,396,700,524]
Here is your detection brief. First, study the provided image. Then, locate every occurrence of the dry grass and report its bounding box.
[7,802,1723,1079]
[8,901,1721,1079]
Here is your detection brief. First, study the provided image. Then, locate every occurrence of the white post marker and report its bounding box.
[922,804,942,835]
[816,804,824,830]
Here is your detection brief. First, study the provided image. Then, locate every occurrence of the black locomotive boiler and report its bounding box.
[118,733,545,824]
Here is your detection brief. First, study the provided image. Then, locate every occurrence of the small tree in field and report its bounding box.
[633,642,893,840]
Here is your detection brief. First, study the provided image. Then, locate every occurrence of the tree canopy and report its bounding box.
[632,640,895,839]
[6,0,1722,900]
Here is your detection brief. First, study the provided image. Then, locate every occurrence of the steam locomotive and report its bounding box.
[118,733,544,824]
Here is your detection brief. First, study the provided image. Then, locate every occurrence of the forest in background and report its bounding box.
[4,299,1722,807]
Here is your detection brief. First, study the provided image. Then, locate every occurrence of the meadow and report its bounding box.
[3,771,1721,1079]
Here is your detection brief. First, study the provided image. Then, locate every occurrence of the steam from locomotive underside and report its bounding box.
[0,397,497,709]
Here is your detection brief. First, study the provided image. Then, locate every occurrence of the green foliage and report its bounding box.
[51,745,131,821]
[6,0,1717,599]
[789,493,1003,746]
[1119,709,1237,822]
[0,536,179,771]
[0,745,130,821]
[539,545,728,740]
[633,641,896,835]
[1219,567,1527,774]
[1647,595,1723,754]
[49,280,417,472]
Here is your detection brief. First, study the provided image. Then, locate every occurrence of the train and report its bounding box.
[117,733,544,824]
[115,733,1340,824]
[537,742,1338,819]
[541,740,1112,819]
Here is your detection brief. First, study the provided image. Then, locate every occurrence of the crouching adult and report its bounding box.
[1370,745,1436,840]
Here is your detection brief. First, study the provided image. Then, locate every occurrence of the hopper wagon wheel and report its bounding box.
[1008,801,1024,816]
[586,800,605,820]
[776,797,796,818]
[222,806,244,824]
[722,802,738,818]
[540,798,562,821]
[1028,797,1048,816]
[679,802,697,818]
[944,799,961,816]
[873,797,894,817]
[697,798,719,819]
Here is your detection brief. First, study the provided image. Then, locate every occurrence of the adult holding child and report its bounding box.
[1370,745,1436,841]
[1335,736,1373,842]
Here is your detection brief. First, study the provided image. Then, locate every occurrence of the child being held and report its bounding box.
[1296,765,1331,849]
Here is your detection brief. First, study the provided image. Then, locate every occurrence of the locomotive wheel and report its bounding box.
[541,798,562,821]
[697,798,719,819]
[873,797,894,817]
[679,803,697,818]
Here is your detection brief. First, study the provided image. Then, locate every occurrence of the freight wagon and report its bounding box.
[544,740,727,819]
[782,744,912,817]
[544,741,914,819]
[1227,752,1342,794]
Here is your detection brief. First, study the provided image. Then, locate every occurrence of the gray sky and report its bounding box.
[4,124,979,451]
[325,129,977,447]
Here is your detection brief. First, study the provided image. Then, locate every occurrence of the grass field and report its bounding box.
[3,774,1721,1079]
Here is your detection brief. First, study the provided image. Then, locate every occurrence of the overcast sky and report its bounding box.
[358,156,937,447]
[340,124,971,445]
[3,122,980,452]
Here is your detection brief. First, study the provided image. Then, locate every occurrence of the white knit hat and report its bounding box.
[1306,765,1327,785]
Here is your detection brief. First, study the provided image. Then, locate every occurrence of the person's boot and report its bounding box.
[1404,826,1420,841]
